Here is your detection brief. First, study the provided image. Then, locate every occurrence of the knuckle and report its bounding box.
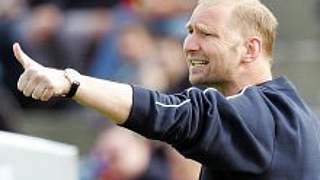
[23,90,29,96]
[32,93,38,100]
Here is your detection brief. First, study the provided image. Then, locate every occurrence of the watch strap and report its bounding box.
[64,68,81,98]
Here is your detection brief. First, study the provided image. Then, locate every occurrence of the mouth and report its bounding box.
[189,59,209,67]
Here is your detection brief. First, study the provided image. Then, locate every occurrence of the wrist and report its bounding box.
[63,68,81,98]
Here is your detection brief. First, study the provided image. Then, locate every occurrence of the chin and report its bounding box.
[189,76,223,87]
[189,77,206,86]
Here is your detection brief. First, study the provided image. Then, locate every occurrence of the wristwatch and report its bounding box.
[64,68,81,98]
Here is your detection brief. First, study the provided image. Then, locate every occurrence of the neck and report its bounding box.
[215,63,272,96]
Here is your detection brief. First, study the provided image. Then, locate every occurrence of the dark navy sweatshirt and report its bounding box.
[122,76,320,180]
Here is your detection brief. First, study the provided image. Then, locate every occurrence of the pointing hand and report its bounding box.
[13,43,71,101]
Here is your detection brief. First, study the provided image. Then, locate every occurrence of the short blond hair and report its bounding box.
[199,0,278,58]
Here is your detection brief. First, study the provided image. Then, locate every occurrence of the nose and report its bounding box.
[183,34,200,54]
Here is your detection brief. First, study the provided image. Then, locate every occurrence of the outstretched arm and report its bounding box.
[13,43,275,170]
[13,43,132,124]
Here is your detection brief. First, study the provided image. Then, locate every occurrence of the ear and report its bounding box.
[241,37,262,63]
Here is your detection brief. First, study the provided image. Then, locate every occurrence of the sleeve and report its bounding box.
[121,86,275,173]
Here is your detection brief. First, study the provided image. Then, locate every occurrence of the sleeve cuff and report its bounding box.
[120,85,152,134]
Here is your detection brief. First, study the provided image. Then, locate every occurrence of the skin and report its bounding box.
[13,2,273,124]
[13,43,132,124]
[184,3,272,96]
[184,4,242,86]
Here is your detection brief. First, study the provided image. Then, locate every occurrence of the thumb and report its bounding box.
[13,42,40,69]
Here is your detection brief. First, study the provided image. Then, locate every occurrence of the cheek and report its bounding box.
[205,41,227,65]
[206,41,238,75]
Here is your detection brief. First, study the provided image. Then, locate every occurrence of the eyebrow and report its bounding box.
[185,22,213,34]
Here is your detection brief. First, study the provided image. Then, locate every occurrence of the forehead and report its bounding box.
[187,4,232,29]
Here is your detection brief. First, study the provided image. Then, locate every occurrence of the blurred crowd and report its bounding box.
[0,0,201,179]
[81,126,200,180]
[0,0,196,109]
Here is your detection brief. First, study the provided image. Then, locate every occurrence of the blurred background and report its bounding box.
[0,0,320,179]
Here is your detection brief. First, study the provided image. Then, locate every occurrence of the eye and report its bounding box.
[203,32,219,38]
[199,31,211,37]
[187,28,194,34]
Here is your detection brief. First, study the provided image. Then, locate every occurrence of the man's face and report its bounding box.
[183,4,243,86]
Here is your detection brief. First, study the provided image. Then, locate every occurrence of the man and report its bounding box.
[12,0,320,179]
